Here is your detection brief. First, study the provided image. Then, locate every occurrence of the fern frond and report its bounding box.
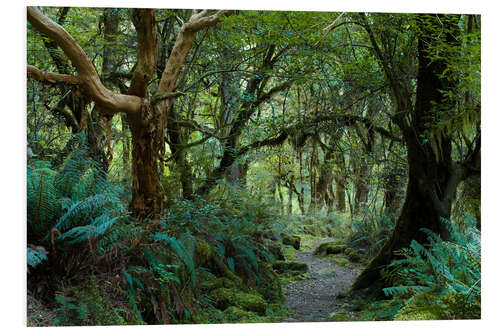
[55,194,121,232]
[152,233,196,286]
[27,247,48,272]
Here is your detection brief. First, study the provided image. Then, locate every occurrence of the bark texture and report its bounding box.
[352,14,465,290]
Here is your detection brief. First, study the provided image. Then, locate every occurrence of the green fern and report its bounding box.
[54,194,122,233]
[152,233,196,286]
[27,133,127,273]
[382,217,480,317]
[27,247,48,273]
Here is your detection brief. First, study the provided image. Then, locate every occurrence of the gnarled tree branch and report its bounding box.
[128,9,158,98]
[27,65,80,85]
[156,9,234,99]
[27,6,142,115]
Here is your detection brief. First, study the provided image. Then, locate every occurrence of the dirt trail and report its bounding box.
[282,238,362,322]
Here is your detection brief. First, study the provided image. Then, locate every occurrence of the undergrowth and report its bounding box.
[330,215,481,321]
[27,154,291,326]
[381,216,480,320]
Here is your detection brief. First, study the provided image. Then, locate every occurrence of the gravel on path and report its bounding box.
[282,238,363,322]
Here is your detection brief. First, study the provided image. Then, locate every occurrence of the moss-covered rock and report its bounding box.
[234,293,267,315]
[344,248,361,262]
[209,288,267,315]
[272,260,308,273]
[223,306,260,322]
[198,270,218,290]
[282,245,296,261]
[194,238,213,268]
[264,240,285,261]
[303,225,320,236]
[281,234,301,250]
[313,242,346,256]
[198,271,237,291]
[255,263,284,303]
[326,254,351,267]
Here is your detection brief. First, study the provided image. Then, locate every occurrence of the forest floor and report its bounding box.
[282,238,363,322]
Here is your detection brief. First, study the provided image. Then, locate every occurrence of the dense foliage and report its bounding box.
[26,6,480,326]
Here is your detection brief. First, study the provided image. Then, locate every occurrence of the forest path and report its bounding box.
[282,238,363,322]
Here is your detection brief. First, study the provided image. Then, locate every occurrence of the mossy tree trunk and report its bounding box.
[352,14,480,290]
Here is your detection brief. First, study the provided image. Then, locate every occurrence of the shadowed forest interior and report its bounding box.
[26,6,481,325]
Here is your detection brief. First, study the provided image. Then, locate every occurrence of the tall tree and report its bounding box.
[352,14,480,290]
[27,7,233,216]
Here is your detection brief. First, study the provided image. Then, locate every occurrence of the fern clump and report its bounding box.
[27,133,127,273]
[382,217,480,320]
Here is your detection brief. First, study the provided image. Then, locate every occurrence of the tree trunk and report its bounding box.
[287,185,293,215]
[121,115,131,181]
[128,105,166,216]
[353,162,371,214]
[27,7,234,218]
[167,108,194,200]
[352,14,462,290]
[333,150,346,212]
[383,165,407,216]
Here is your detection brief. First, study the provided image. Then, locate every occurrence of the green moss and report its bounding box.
[282,245,296,261]
[223,306,260,322]
[325,254,352,267]
[394,295,441,321]
[395,309,438,321]
[313,241,346,256]
[194,238,213,268]
[209,288,267,315]
[255,263,284,303]
[198,272,237,291]
[278,272,310,285]
[234,293,267,315]
[272,260,308,273]
[265,240,285,261]
[281,234,301,250]
[303,224,321,236]
[394,291,480,321]
[198,270,218,290]
[439,291,481,319]
[212,257,243,286]
[344,248,361,262]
